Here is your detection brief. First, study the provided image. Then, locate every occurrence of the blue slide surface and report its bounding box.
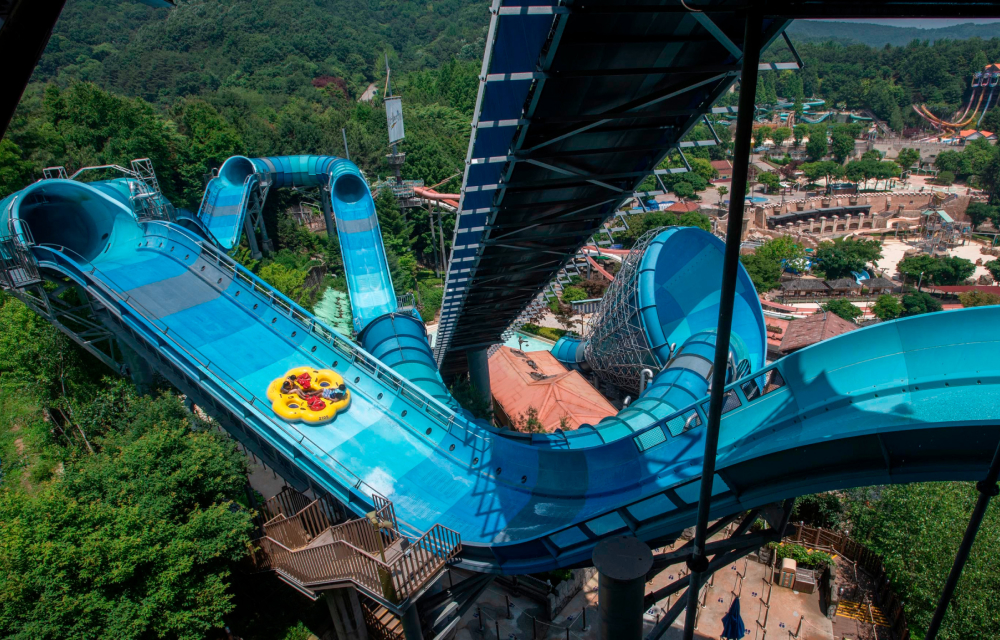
[3,164,999,574]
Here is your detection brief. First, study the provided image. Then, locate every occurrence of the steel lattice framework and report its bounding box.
[584,227,666,394]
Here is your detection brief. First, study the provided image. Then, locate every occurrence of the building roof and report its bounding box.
[930,285,1000,295]
[958,129,995,139]
[922,209,954,223]
[863,277,896,290]
[667,201,701,213]
[780,311,859,354]
[781,278,830,292]
[488,347,616,432]
[711,159,733,170]
[825,278,860,290]
[765,316,790,350]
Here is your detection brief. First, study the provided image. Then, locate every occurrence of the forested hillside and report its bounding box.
[788,19,1000,47]
[759,37,1000,131]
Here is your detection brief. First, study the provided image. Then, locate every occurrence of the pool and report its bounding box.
[724,196,769,204]
[504,331,555,352]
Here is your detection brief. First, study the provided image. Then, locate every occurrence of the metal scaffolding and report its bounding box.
[584,227,665,395]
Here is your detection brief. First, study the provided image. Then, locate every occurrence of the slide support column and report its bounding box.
[593,536,653,640]
[467,347,491,406]
[400,602,423,640]
[682,10,763,640]
[320,186,337,243]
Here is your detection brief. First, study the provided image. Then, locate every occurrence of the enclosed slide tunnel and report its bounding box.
[2,158,999,575]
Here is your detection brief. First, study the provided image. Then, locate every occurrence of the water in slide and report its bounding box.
[3,162,999,574]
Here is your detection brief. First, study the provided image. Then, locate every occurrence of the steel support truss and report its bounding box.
[584,227,667,394]
[644,500,795,640]
[4,275,126,374]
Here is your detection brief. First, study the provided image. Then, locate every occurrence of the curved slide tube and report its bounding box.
[3,174,999,574]
[197,155,397,333]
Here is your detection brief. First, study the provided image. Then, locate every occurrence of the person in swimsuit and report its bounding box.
[320,383,347,402]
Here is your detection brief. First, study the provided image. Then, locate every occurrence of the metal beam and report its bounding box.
[682,11,764,640]
[925,439,1000,639]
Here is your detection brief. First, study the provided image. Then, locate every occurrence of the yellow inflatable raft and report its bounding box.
[266,366,350,424]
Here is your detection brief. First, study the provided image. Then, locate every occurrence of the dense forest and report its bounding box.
[1,4,1000,638]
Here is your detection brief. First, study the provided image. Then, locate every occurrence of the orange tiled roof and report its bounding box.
[667,201,702,213]
[779,311,858,354]
[488,347,616,432]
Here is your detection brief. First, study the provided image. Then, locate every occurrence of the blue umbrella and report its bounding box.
[721,596,747,639]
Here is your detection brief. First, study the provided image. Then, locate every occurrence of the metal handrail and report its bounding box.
[29,242,389,503]
[141,220,489,449]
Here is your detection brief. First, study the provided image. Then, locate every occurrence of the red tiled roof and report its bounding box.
[711,160,733,170]
[779,311,858,354]
[930,285,1000,294]
[765,316,790,348]
[667,201,701,213]
[488,347,616,432]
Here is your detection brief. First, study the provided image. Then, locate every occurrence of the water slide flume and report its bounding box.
[2,158,998,574]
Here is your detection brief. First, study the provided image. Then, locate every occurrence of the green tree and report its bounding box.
[674,211,711,232]
[871,294,903,320]
[986,260,1000,282]
[753,127,767,150]
[895,148,921,172]
[561,285,588,304]
[689,157,717,183]
[0,393,253,640]
[845,482,1000,639]
[830,128,855,163]
[806,128,827,161]
[965,202,995,230]
[898,254,975,287]
[756,236,805,265]
[772,127,791,149]
[815,237,882,279]
[758,171,781,193]
[0,139,35,199]
[740,253,782,293]
[258,262,308,304]
[958,290,1000,307]
[937,170,956,186]
[822,298,862,321]
[793,124,808,147]
[901,291,943,316]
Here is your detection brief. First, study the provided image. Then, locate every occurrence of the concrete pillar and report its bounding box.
[320,188,338,243]
[400,603,423,640]
[593,536,653,640]
[326,589,366,640]
[347,589,368,640]
[467,347,491,406]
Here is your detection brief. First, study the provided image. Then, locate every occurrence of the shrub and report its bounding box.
[767,542,835,569]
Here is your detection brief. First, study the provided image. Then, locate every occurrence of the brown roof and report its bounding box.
[667,201,701,213]
[781,278,830,292]
[711,160,733,170]
[863,277,895,290]
[929,285,1000,294]
[488,347,616,432]
[825,278,861,290]
[780,312,858,354]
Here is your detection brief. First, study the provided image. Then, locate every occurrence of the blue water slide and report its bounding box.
[197,156,261,250]
[4,175,999,575]
[197,154,397,331]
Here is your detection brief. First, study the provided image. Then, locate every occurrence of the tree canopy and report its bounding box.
[897,254,975,286]
[814,237,883,279]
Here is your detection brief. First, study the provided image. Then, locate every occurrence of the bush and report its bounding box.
[902,291,943,316]
[872,294,902,320]
[791,493,844,529]
[520,323,570,342]
[936,170,955,185]
[561,285,588,304]
[767,542,835,569]
[822,298,862,321]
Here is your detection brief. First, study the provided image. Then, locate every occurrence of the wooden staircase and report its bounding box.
[251,488,462,612]
[361,600,405,640]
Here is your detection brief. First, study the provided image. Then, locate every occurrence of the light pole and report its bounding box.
[917,271,924,291]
